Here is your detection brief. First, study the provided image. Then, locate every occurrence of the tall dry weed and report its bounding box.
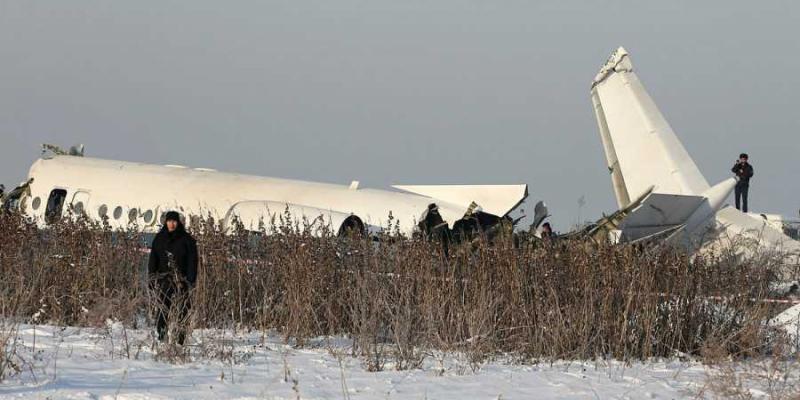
[0,210,796,375]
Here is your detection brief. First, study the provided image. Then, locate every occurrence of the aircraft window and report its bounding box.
[98,204,108,218]
[31,197,41,210]
[159,212,166,225]
[45,189,67,224]
[73,201,85,215]
[143,210,154,224]
[128,209,139,223]
[113,206,123,220]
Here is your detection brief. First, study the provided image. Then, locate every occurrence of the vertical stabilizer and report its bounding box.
[590,47,710,199]
[589,47,800,262]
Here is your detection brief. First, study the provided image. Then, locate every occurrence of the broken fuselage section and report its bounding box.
[12,152,529,239]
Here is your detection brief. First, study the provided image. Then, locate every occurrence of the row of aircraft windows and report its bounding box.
[30,192,168,225]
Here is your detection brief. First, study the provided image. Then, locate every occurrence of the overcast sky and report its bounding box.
[1,1,798,228]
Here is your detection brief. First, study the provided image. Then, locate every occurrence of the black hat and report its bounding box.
[164,211,181,222]
[739,153,749,159]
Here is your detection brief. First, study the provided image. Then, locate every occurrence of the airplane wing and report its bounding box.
[591,47,710,208]
[391,184,528,217]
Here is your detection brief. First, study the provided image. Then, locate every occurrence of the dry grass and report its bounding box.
[0,209,797,381]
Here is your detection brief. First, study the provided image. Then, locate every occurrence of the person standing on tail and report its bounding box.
[148,211,198,345]
[731,153,754,212]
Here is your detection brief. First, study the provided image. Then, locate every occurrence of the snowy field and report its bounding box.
[0,323,797,399]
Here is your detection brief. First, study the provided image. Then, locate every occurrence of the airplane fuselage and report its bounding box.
[16,155,521,236]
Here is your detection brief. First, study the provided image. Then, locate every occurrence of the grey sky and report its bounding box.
[1,1,798,227]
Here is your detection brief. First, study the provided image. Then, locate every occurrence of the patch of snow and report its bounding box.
[773,303,800,348]
[0,324,778,399]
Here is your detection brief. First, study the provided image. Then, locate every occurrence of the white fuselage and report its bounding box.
[21,155,484,235]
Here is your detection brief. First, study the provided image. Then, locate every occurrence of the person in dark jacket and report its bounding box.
[148,211,198,345]
[731,153,754,213]
[540,222,554,239]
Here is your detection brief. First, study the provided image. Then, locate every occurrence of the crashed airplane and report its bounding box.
[1,145,529,238]
[0,46,795,252]
[588,47,800,264]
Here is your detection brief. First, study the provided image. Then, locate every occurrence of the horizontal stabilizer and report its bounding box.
[619,192,705,241]
[391,184,528,217]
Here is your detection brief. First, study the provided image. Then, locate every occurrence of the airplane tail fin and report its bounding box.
[590,47,710,208]
[590,47,800,261]
[589,47,741,244]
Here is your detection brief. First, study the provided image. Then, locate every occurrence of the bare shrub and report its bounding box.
[1,209,796,373]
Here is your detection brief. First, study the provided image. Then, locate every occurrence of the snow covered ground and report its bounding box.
[0,323,794,399]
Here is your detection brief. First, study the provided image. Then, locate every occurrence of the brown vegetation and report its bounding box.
[0,210,796,378]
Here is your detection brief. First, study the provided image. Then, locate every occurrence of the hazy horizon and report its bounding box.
[2,2,799,227]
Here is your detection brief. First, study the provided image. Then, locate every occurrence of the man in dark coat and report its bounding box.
[540,222,554,239]
[148,211,198,345]
[731,153,754,213]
